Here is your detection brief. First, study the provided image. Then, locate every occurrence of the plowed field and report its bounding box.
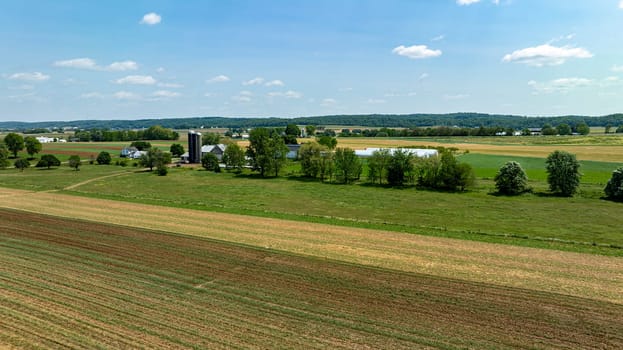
[0,188,621,305]
[1,209,622,349]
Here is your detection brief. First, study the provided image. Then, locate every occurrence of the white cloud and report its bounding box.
[265,80,284,87]
[502,44,592,66]
[431,35,445,42]
[8,84,34,90]
[80,92,105,99]
[156,67,165,73]
[321,98,337,106]
[204,92,214,97]
[268,90,303,99]
[444,94,469,100]
[418,73,429,81]
[157,82,183,88]
[392,45,442,59]
[367,98,386,104]
[207,75,230,83]
[619,0,623,9]
[113,91,141,100]
[243,77,264,86]
[384,92,417,97]
[8,72,50,81]
[107,61,139,71]
[140,12,161,25]
[231,95,251,103]
[457,0,480,5]
[612,65,623,73]
[605,76,620,82]
[528,77,592,94]
[54,58,138,71]
[152,90,180,98]
[115,75,157,85]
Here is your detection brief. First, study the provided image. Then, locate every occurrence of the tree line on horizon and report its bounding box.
[3,113,623,131]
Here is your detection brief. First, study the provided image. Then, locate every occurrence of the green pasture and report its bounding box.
[2,147,623,256]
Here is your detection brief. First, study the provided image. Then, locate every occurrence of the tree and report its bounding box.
[541,124,556,136]
[605,167,623,201]
[305,125,317,137]
[386,150,414,186]
[140,148,171,171]
[494,161,529,195]
[556,123,571,136]
[36,154,61,169]
[334,148,362,184]
[201,153,220,172]
[202,132,221,146]
[96,151,112,165]
[14,158,30,172]
[546,150,581,196]
[68,155,81,171]
[605,124,612,134]
[299,142,327,178]
[246,128,288,177]
[4,132,24,158]
[170,143,185,157]
[317,135,337,150]
[575,122,590,135]
[222,143,245,172]
[367,149,391,184]
[318,151,335,183]
[0,145,9,169]
[24,136,42,159]
[284,124,300,144]
[130,141,152,151]
[616,125,623,133]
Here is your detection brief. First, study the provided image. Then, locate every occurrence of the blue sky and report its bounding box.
[2,0,623,122]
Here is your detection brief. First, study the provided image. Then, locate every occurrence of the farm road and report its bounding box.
[1,187,621,304]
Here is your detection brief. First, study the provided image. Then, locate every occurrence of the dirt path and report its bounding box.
[62,171,132,190]
[0,187,621,304]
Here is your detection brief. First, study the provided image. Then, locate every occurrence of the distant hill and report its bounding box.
[2,113,623,131]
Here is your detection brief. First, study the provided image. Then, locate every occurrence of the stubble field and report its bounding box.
[1,209,622,349]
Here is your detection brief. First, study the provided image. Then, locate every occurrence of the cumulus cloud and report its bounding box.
[243,77,264,86]
[611,65,623,73]
[207,75,230,83]
[115,75,157,85]
[367,98,386,104]
[8,72,50,81]
[265,80,284,87]
[157,82,183,88]
[457,0,480,5]
[502,44,592,66]
[113,91,141,100]
[620,0,623,9]
[392,45,442,59]
[321,98,337,106]
[444,94,469,100]
[140,12,161,25]
[528,77,592,94]
[152,90,180,98]
[268,90,303,99]
[54,58,138,71]
[80,92,105,99]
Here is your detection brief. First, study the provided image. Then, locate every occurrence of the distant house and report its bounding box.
[129,150,147,159]
[120,147,139,158]
[36,136,54,143]
[528,128,542,136]
[354,148,438,158]
[286,144,301,159]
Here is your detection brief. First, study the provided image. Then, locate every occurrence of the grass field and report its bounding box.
[1,209,623,349]
[1,135,623,348]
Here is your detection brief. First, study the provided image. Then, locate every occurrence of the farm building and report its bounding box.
[354,148,438,158]
[188,130,202,163]
[181,143,228,162]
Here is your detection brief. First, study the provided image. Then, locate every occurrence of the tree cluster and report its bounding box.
[246,128,289,177]
[73,125,179,142]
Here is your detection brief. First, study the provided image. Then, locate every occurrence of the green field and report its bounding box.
[1,147,622,255]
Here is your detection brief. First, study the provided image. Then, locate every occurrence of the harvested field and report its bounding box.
[1,188,621,305]
[1,209,622,349]
[333,138,623,162]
